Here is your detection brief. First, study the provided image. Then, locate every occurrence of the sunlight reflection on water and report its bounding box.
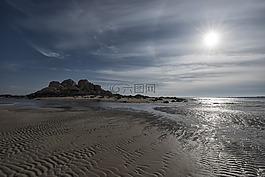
[153,97,265,176]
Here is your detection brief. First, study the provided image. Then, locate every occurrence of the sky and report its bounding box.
[0,0,265,97]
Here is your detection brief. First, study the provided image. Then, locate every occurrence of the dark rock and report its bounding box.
[158,96,187,102]
[103,90,113,96]
[175,98,187,102]
[27,79,113,98]
[94,85,102,92]
[78,79,94,91]
[68,85,80,91]
[163,101,169,103]
[48,81,61,89]
[40,87,57,93]
[61,79,77,88]
[30,87,60,98]
[135,94,144,99]
[0,94,26,99]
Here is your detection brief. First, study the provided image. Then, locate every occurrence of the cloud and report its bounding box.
[30,44,66,59]
[34,46,60,58]
[2,0,265,96]
[63,69,72,72]
[93,52,265,96]
[9,0,265,58]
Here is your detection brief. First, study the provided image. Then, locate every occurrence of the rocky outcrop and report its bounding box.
[61,79,77,88]
[27,79,112,99]
[48,81,60,88]
[78,79,94,91]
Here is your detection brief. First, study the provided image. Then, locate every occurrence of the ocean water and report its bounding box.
[1,97,265,176]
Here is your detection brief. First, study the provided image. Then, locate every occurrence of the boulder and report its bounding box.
[48,81,61,88]
[61,79,77,88]
[48,81,65,91]
[78,79,94,90]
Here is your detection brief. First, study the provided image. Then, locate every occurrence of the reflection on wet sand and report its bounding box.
[155,98,265,176]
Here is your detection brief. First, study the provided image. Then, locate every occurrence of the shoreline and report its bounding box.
[33,95,187,104]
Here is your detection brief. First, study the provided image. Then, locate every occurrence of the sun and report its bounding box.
[203,31,220,48]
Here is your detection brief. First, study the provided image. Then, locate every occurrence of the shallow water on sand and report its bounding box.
[1,97,265,176]
[153,98,265,176]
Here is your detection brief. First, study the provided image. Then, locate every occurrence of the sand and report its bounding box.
[0,105,197,177]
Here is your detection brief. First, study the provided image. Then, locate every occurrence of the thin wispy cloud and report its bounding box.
[1,0,264,96]
[32,45,62,59]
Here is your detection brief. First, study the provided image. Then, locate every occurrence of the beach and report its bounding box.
[0,97,265,177]
[0,101,196,177]
[2,0,265,176]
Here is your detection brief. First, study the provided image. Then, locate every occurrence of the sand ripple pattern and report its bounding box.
[0,108,196,177]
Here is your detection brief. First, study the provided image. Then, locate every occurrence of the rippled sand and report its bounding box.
[0,106,196,177]
[1,98,265,177]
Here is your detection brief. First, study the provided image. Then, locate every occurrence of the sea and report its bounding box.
[1,97,265,176]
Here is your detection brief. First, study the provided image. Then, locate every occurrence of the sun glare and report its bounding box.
[204,31,220,48]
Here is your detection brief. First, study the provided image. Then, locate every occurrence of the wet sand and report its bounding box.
[0,106,196,177]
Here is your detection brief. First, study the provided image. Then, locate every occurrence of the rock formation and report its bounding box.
[27,79,112,99]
